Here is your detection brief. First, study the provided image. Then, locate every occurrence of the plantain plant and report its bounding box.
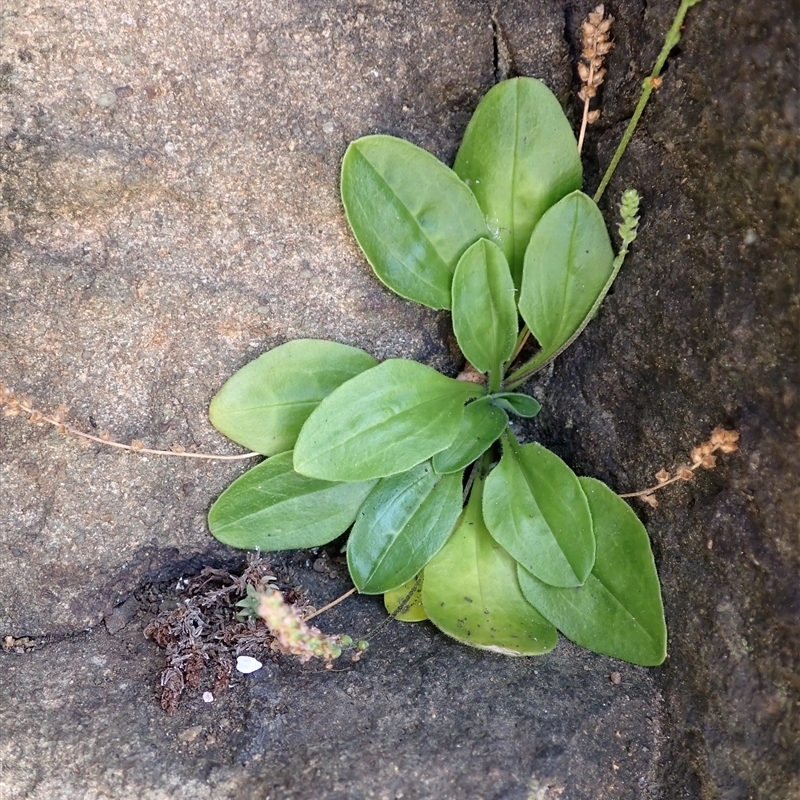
[206,77,666,666]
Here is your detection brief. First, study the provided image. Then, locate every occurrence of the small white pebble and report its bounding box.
[202,691,214,703]
[164,141,176,155]
[236,656,263,674]
[97,91,117,108]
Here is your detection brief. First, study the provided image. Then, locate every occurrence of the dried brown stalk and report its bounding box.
[302,587,358,622]
[620,427,740,507]
[577,4,614,153]
[0,384,258,462]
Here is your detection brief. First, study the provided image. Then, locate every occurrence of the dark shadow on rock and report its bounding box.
[0,0,798,798]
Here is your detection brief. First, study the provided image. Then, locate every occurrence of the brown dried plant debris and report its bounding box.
[143,555,360,714]
[456,363,487,385]
[620,427,740,508]
[2,635,36,654]
[144,555,282,714]
[0,383,257,462]
[577,4,614,152]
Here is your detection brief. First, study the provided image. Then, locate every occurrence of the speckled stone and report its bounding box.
[0,0,797,798]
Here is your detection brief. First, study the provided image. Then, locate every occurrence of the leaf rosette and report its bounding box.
[208,75,661,665]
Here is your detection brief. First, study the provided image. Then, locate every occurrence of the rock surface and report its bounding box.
[1,1,798,798]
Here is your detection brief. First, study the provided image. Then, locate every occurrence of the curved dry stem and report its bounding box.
[619,427,739,507]
[1,385,259,462]
[302,587,358,623]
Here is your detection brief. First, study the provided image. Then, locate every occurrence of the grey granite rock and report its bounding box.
[1,0,798,798]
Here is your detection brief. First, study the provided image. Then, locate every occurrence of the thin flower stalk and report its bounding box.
[594,0,704,202]
[0,384,258,461]
[620,427,740,507]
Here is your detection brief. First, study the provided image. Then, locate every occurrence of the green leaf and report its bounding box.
[294,359,483,482]
[384,576,427,622]
[451,239,517,382]
[341,135,489,310]
[454,77,583,287]
[347,464,463,594]
[483,438,595,588]
[518,478,667,666]
[489,392,542,418]
[208,452,376,550]
[422,477,557,655]
[209,339,377,456]
[517,191,615,370]
[432,396,507,474]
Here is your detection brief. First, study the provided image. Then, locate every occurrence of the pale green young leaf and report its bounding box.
[384,576,427,622]
[347,464,463,594]
[432,396,507,475]
[209,339,377,456]
[517,191,615,370]
[518,478,667,666]
[451,239,517,380]
[489,392,541,418]
[293,359,483,482]
[483,439,595,587]
[341,135,489,310]
[454,77,583,287]
[208,452,376,551]
[422,477,557,656]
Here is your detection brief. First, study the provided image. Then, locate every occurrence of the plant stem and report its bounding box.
[619,426,739,502]
[2,390,259,461]
[619,469,697,499]
[387,575,423,618]
[593,0,703,204]
[504,189,640,391]
[303,587,357,622]
[359,574,424,642]
[503,425,521,453]
[577,89,593,156]
[503,3,703,385]
[509,326,531,364]
[462,449,494,507]
[506,243,629,390]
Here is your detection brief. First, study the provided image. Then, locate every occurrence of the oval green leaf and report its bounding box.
[518,191,615,370]
[483,439,595,587]
[384,576,427,622]
[451,239,518,380]
[294,359,483,482]
[347,464,463,594]
[489,392,542,418]
[454,77,583,287]
[341,135,489,309]
[432,396,507,474]
[422,478,557,655]
[518,478,667,666]
[209,339,377,456]
[208,452,376,551]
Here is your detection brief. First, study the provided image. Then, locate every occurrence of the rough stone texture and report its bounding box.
[525,3,800,797]
[1,559,663,800]
[1,1,798,799]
